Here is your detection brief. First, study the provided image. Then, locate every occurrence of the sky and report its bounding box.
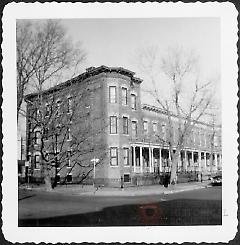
[60,18,221,110]
[61,18,220,81]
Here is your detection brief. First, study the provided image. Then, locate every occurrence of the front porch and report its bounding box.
[130,143,222,176]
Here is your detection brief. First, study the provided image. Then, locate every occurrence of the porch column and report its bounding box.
[168,149,171,171]
[204,152,207,170]
[149,147,153,173]
[133,146,136,173]
[159,148,162,172]
[178,151,181,171]
[191,151,194,169]
[183,150,187,172]
[149,147,151,172]
[214,153,218,171]
[140,146,143,173]
[198,151,201,171]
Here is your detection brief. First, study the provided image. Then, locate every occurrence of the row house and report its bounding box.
[25,66,222,187]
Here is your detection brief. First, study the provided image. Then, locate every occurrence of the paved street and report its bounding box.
[19,185,221,226]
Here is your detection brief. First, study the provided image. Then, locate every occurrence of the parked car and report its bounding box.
[211,175,222,186]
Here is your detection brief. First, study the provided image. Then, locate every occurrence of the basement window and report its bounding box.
[123,174,130,183]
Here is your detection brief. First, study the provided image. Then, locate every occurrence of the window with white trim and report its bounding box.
[161,123,166,139]
[192,130,195,144]
[110,147,118,166]
[45,104,50,117]
[44,127,49,141]
[34,130,41,145]
[214,135,218,146]
[45,152,49,162]
[109,86,117,103]
[143,121,148,134]
[123,148,129,166]
[122,87,127,105]
[67,150,71,167]
[56,100,62,117]
[34,154,40,169]
[66,173,72,183]
[132,121,137,138]
[110,116,117,134]
[67,127,72,141]
[36,109,42,120]
[56,174,60,183]
[131,94,136,110]
[153,122,157,134]
[67,97,72,113]
[123,117,128,134]
[123,174,130,183]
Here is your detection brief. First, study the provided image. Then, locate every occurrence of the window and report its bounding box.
[36,109,41,120]
[214,135,218,146]
[153,122,157,133]
[110,147,118,166]
[67,128,72,141]
[123,117,128,134]
[143,121,148,134]
[56,100,62,116]
[131,94,136,110]
[109,86,117,103]
[110,116,117,134]
[66,174,72,183]
[45,104,50,117]
[56,174,60,183]
[45,152,49,162]
[34,131,41,145]
[192,130,195,144]
[123,174,130,183]
[199,131,202,146]
[67,150,71,167]
[122,87,127,105]
[132,121,137,137]
[204,133,207,147]
[67,97,72,113]
[161,123,166,139]
[34,154,40,169]
[44,128,49,141]
[123,148,129,165]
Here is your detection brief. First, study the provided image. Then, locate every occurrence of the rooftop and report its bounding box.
[142,104,221,128]
[25,65,142,100]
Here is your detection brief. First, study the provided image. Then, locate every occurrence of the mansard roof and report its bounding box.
[25,65,142,100]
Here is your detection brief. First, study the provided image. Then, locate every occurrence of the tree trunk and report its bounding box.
[170,149,180,184]
[44,173,52,191]
[52,166,58,189]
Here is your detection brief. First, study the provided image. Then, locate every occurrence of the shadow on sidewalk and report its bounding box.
[19,198,222,227]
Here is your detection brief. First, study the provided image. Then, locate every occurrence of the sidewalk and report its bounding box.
[19,180,212,197]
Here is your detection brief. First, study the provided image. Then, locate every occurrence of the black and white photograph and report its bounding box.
[2,2,238,243]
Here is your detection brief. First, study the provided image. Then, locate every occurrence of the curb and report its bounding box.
[163,185,206,195]
[19,183,211,197]
[76,185,209,197]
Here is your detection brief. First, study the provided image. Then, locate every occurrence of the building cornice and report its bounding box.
[25,65,142,101]
[142,104,221,129]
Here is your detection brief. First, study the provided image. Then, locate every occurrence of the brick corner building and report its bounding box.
[25,65,222,187]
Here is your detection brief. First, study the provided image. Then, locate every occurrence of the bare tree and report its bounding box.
[136,46,218,184]
[17,19,86,122]
[26,82,108,190]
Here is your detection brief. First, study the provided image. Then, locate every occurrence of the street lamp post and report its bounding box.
[25,160,30,189]
[91,157,99,188]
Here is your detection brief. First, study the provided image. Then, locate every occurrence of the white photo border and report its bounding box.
[2,2,238,243]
